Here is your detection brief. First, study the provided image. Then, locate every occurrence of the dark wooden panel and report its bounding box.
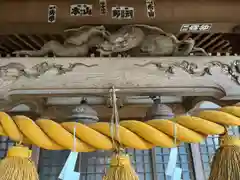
[0,0,239,34]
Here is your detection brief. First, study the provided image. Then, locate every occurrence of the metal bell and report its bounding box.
[145,97,174,120]
[68,99,99,124]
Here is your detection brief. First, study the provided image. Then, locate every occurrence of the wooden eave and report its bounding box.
[0,32,232,56]
[0,0,239,34]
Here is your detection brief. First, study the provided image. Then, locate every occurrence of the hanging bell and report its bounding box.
[67,99,99,124]
[145,96,174,120]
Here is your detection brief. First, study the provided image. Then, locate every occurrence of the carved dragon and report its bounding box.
[63,25,110,46]
[140,34,208,56]
[13,26,109,57]
[97,24,208,56]
[13,24,207,57]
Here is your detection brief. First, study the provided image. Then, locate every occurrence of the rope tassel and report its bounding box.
[103,87,139,180]
[0,145,39,180]
[209,134,240,180]
[103,152,139,180]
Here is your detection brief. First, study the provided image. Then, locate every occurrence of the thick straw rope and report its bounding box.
[0,106,240,151]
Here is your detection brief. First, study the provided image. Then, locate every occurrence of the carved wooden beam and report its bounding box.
[1,56,240,100]
[0,0,239,34]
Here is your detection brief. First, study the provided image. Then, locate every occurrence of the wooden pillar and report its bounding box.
[190,144,205,180]
[78,153,82,180]
[150,148,158,180]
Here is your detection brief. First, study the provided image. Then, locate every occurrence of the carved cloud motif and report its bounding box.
[1,59,240,89]
[0,62,98,79]
[135,60,240,85]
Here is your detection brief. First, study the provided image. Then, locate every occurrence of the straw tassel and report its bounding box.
[103,87,139,180]
[103,151,139,180]
[0,145,39,180]
[208,133,240,180]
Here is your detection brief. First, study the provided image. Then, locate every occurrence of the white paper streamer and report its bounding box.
[58,124,80,180]
[165,147,178,176]
[165,116,182,179]
[171,167,182,180]
[58,152,80,180]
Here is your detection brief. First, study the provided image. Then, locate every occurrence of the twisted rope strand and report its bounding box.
[0,106,239,151]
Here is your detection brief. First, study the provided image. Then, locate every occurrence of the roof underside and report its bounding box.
[0,32,234,56]
[0,0,239,56]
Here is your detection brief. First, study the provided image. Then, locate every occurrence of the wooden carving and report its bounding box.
[135,60,240,84]
[13,26,109,57]
[0,56,239,101]
[13,25,208,57]
[1,59,240,84]
[0,62,98,78]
